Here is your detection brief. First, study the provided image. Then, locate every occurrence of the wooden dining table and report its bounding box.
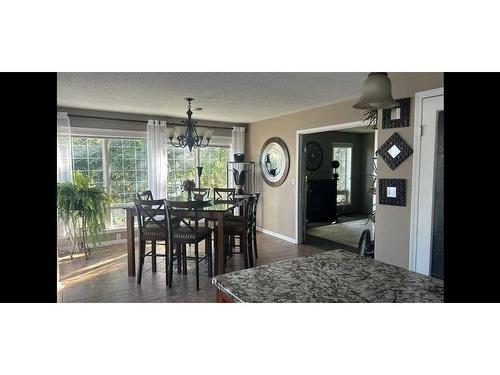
[121,196,245,277]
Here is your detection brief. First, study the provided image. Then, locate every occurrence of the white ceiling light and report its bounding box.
[353,73,399,110]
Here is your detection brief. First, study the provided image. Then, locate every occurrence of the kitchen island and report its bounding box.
[212,250,444,303]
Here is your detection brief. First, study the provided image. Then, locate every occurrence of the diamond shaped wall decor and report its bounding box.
[376,132,413,170]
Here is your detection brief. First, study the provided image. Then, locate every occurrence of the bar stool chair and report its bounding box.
[134,199,181,285]
[165,200,213,290]
[221,196,255,269]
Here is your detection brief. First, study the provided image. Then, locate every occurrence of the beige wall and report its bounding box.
[246,72,443,268]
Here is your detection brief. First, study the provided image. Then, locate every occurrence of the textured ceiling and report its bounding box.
[57,72,368,123]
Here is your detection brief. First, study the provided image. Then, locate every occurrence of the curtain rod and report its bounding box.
[68,114,235,130]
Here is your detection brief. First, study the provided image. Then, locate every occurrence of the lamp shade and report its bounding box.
[204,129,215,139]
[175,126,186,137]
[196,127,206,137]
[353,73,399,110]
[166,127,175,138]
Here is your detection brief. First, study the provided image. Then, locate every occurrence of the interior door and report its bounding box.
[414,93,444,276]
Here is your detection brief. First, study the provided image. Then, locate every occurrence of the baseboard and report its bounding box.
[57,238,128,253]
[256,227,297,244]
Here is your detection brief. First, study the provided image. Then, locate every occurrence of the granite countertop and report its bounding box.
[212,250,444,303]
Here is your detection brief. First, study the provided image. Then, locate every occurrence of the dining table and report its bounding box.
[121,195,246,277]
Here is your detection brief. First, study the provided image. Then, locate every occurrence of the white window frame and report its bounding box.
[332,142,353,206]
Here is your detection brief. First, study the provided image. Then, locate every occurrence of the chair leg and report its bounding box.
[182,244,187,275]
[253,227,258,259]
[168,241,174,288]
[164,241,168,279]
[247,231,254,268]
[214,230,219,276]
[137,240,145,284]
[207,234,213,278]
[195,242,200,291]
[241,233,248,269]
[151,241,157,273]
[177,243,181,274]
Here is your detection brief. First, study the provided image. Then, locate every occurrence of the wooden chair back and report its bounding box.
[134,199,167,240]
[136,190,153,201]
[165,200,204,240]
[214,187,236,203]
[192,188,210,199]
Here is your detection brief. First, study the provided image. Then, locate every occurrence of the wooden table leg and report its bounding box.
[215,212,225,276]
[126,209,136,277]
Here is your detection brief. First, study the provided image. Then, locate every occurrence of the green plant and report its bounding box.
[363,109,378,129]
[57,171,111,254]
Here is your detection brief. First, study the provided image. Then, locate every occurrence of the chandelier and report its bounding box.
[167,97,213,151]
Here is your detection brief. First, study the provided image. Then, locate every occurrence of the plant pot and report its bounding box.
[187,190,193,200]
[235,184,244,194]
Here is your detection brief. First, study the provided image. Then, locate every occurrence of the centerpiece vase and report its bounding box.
[187,189,193,200]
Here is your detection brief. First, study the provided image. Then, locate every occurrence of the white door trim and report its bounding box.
[409,87,444,272]
[295,120,368,243]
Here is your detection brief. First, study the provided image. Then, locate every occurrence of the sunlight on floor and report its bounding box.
[60,254,127,286]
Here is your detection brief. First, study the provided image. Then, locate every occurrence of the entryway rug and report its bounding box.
[307,219,373,248]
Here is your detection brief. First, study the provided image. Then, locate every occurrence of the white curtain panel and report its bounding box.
[231,126,246,160]
[57,112,73,183]
[147,120,168,199]
[57,112,72,290]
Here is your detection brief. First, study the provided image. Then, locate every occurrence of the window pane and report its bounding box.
[88,145,102,159]
[166,145,198,196]
[199,146,229,190]
[333,144,352,205]
[108,137,148,206]
[72,145,87,159]
[70,137,104,186]
[111,208,126,227]
[73,158,88,171]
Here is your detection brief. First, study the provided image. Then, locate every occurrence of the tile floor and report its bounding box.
[58,232,341,303]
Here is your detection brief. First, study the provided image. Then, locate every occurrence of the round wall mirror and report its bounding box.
[260,137,290,187]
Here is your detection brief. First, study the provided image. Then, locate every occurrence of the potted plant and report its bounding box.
[57,171,111,259]
[232,168,247,194]
[182,179,196,199]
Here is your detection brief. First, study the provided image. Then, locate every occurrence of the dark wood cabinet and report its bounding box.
[306,179,337,223]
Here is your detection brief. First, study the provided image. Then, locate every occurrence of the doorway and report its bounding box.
[296,121,377,251]
[409,88,444,278]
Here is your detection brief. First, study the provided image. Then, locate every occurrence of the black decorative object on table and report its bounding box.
[376,132,413,170]
[232,168,247,194]
[306,141,323,171]
[382,97,411,129]
[378,178,406,206]
[233,153,245,162]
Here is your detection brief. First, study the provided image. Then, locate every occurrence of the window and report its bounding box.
[332,143,353,205]
[109,139,148,226]
[70,132,230,227]
[199,146,229,190]
[70,136,147,227]
[166,146,196,197]
[71,137,104,189]
[166,145,229,196]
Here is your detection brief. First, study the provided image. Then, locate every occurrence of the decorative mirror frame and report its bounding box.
[260,137,290,187]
